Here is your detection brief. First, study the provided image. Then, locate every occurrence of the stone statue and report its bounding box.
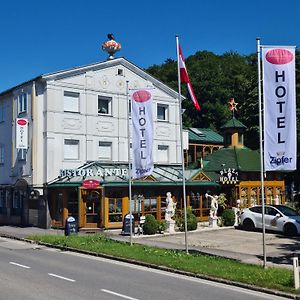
[205,193,219,219]
[165,192,176,221]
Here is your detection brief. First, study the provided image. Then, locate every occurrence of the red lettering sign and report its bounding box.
[82,179,100,189]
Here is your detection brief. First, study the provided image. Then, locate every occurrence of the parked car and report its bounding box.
[240,205,300,236]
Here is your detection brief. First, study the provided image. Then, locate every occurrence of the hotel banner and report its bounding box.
[131,89,154,179]
[262,46,296,171]
[16,118,28,149]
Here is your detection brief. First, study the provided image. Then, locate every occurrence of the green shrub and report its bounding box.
[143,214,159,235]
[221,209,236,226]
[176,207,198,231]
[157,220,167,233]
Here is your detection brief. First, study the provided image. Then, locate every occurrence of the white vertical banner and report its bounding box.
[16,118,28,149]
[262,46,297,171]
[131,89,154,179]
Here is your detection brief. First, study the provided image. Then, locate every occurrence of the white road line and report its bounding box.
[48,273,76,282]
[9,262,31,269]
[101,289,140,300]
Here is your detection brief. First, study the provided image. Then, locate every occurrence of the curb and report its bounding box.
[1,233,299,300]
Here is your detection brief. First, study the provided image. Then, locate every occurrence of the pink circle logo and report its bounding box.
[132,90,151,102]
[17,119,27,126]
[266,49,293,65]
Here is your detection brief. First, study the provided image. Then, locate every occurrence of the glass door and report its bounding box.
[82,189,102,228]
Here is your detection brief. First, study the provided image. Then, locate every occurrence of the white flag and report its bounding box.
[262,46,297,171]
[131,89,154,179]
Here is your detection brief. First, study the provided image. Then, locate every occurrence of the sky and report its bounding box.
[0,0,299,92]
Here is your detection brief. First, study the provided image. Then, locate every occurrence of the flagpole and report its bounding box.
[126,80,133,246]
[176,35,189,254]
[257,37,267,268]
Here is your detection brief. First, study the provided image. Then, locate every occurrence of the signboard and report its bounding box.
[82,179,100,189]
[60,168,128,178]
[219,168,238,185]
[131,89,154,179]
[16,118,28,149]
[262,46,297,171]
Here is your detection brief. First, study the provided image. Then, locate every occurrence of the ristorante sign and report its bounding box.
[60,168,128,178]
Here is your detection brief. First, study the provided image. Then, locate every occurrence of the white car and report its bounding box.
[240,205,300,236]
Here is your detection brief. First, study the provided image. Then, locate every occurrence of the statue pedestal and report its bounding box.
[209,217,218,228]
[166,219,175,234]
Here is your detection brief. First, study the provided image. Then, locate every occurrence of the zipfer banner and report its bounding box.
[131,89,154,179]
[262,46,297,171]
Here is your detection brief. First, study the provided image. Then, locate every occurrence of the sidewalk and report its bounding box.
[0,225,299,269]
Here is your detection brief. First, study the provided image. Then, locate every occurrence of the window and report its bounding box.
[225,133,231,145]
[157,145,169,163]
[64,139,79,160]
[0,104,5,122]
[238,133,243,144]
[0,190,4,207]
[64,91,80,113]
[98,96,112,115]
[108,198,123,222]
[18,149,27,161]
[18,93,27,114]
[117,68,124,76]
[0,144,4,164]
[157,104,168,121]
[98,142,112,160]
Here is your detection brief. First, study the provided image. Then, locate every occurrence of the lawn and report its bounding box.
[28,234,298,295]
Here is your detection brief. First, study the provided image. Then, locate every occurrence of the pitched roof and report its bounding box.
[203,146,261,172]
[188,128,223,144]
[221,117,247,130]
[0,57,181,100]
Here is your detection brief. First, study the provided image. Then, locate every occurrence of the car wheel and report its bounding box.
[284,223,297,236]
[243,219,255,231]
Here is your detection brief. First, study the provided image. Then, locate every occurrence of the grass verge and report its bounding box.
[29,233,298,295]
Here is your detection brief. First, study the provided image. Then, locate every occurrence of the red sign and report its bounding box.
[17,119,28,126]
[82,179,100,189]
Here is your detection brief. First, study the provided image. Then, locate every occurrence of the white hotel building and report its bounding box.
[0,56,216,229]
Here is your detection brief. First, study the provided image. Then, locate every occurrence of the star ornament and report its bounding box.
[228,98,238,111]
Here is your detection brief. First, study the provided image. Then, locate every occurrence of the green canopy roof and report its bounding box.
[203,146,261,173]
[221,117,247,130]
[188,128,223,144]
[47,162,219,188]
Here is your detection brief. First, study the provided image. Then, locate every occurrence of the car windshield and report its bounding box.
[275,205,298,217]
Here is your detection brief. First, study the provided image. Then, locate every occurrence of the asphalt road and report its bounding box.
[0,237,289,300]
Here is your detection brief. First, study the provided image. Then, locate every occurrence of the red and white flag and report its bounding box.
[178,43,200,110]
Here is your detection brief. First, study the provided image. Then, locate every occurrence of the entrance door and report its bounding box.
[81,189,102,228]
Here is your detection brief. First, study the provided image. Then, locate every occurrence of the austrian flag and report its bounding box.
[178,44,200,110]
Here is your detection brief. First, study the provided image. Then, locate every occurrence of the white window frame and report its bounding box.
[18,93,27,114]
[0,144,4,164]
[98,96,112,115]
[64,139,79,160]
[157,104,169,121]
[98,141,112,160]
[157,145,169,163]
[64,91,80,113]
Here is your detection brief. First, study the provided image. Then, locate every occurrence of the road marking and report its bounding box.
[48,273,76,282]
[9,262,31,269]
[101,289,140,300]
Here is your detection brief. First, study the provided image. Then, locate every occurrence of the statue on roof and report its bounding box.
[102,33,121,60]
